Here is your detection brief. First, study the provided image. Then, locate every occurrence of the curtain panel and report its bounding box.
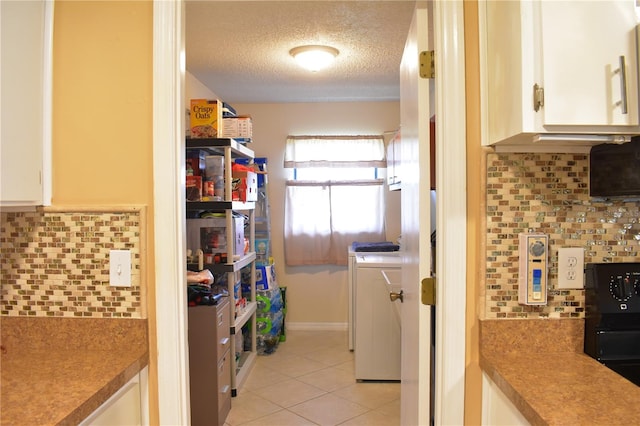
[284,136,387,266]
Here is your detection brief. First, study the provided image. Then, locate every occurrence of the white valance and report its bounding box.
[284,135,385,168]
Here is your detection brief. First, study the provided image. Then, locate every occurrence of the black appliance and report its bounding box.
[584,262,640,386]
[590,137,640,198]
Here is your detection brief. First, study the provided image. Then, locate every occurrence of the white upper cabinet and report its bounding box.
[479,0,640,150]
[1,0,53,209]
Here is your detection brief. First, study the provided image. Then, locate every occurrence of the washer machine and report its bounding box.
[354,254,402,381]
[348,248,399,350]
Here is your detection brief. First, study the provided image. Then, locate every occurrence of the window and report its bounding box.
[284,135,387,266]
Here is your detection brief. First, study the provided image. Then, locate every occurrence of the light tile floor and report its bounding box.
[224,330,401,426]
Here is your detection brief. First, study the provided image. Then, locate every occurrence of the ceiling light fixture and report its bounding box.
[290,45,339,72]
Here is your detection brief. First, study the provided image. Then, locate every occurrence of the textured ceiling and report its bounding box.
[185,1,417,103]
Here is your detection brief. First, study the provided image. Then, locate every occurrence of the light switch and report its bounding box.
[109,249,131,287]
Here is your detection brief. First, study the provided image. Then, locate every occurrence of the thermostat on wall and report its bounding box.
[518,232,548,305]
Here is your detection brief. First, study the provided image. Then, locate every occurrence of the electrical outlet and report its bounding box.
[557,247,584,289]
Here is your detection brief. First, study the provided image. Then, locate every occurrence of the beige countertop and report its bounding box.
[480,319,640,426]
[1,317,148,426]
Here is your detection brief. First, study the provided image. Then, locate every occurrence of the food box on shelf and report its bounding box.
[186,175,202,201]
[186,149,207,176]
[232,170,258,202]
[222,116,252,139]
[189,99,222,138]
[256,264,277,291]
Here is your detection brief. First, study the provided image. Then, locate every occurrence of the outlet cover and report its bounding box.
[557,247,584,289]
[109,249,131,287]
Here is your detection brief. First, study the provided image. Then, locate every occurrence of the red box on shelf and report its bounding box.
[186,175,202,201]
[231,171,258,202]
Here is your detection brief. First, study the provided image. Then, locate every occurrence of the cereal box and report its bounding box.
[190,99,222,138]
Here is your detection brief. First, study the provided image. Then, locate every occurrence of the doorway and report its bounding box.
[152,1,468,424]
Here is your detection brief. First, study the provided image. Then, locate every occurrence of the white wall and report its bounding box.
[186,71,220,100]
[232,102,401,328]
[184,71,402,327]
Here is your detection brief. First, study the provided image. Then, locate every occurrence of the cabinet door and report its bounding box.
[0,0,52,207]
[540,0,639,127]
[80,372,144,426]
[481,0,640,147]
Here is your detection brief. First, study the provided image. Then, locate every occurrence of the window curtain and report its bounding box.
[284,136,387,266]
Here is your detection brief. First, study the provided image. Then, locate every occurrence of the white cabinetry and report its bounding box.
[479,0,640,151]
[80,368,148,426]
[354,255,402,381]
[0,0,52,208]
[482,372,530,426]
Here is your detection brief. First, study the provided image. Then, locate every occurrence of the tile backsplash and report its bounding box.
[485,152,640,319]
[1,208,144,318]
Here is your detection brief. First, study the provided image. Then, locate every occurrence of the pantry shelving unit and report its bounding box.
[186,137,257,397]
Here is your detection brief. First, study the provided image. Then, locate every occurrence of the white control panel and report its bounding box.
[518,233,548,305]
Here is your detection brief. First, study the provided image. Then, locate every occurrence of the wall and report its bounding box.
[231,102,401,327]
[464,1,483,423]
[51,1,153,206]
[0,4,154,317]
[185,72,401,327]
[0,0,158,422]
[484,152,640,319]
[0,208,145,317]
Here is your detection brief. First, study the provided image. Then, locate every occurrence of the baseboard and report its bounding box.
[286,322,348,331]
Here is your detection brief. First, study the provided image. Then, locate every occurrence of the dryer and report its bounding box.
[354,254,402,381]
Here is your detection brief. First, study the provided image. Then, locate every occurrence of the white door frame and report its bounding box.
[153,1,190,425]
[151,1,467,424]
[433,1,467,424]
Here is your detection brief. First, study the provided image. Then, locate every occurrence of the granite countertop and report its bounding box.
[1,317,148,426]
[480,319,640,426]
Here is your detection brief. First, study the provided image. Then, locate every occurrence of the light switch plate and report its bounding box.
[557,247,584,289]
[109,249,131,287]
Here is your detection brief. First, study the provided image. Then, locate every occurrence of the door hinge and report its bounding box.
[533,83,544,112]
[420,51,435,79]
[421,277,436,305]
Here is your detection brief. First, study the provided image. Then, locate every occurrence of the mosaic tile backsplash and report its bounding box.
[485,152,640,319]
[1,210,143,318]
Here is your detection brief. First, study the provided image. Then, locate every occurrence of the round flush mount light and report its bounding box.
[290,45,339,72]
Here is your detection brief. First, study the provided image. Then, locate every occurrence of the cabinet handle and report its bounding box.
[616,55,628,115]
[221,385,230,395]
[220,337,229,347]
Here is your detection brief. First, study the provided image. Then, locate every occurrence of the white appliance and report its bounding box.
[354,254,402,381]
[347,247,399,350]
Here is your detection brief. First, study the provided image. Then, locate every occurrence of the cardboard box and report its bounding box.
[255,238,270,266]
[186,216,245,258]
[232,170,258,202]
[190,99,222,138]
[256,264,277,291]
[222,116,253,139]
